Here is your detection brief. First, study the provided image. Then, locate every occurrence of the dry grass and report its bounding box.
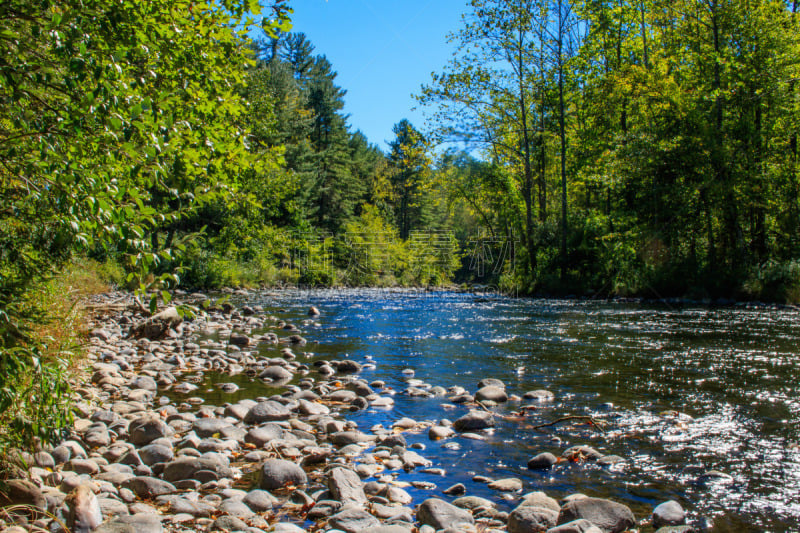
[25,258,114,364]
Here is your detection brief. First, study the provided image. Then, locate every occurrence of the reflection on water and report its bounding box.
[183,290,800,531]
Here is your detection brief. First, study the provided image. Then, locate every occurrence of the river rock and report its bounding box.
[653,500,686,528]
[84,423,112,448]
[477,378,506,389]
[454,410,495,431]
[328,507,381,532]
[66,484,102,532]
[330,430,374,447]
[443,483,466,496]
[229,332,251,347]
[488,477,523,492]
[245,424,285,446]
[259,459,307,490]
[121,477,176,498]
[417,498,475,530]
[335,360,362,373]
[260,365,293,382]
[519,491,561,512]
[94,512,163,533]
[244,400,291,424]
[547,519,604,533]
[508,504,559,532]
[162,456,232,482]
[562,446,604,462]
[523,390,555,401]
[128,416,170,446]
[130,375,157,391]
[476,386,509,403]
[212,515,249,532]
[192,418,232,438]
[429,426,455,440]
[528,452,559,469]
[138,444,173,465]
[243,490,278,512]
[328,467,367,505]
[557,497,635,533]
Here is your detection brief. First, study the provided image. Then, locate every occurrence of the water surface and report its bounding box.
[201,289,800,531]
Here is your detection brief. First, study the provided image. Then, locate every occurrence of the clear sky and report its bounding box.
[283,0,468,152]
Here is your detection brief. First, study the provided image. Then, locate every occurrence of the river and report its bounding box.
[189,289,800,531]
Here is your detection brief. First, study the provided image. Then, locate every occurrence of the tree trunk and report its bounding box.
[558,0,568,283]
[518,27,538,273]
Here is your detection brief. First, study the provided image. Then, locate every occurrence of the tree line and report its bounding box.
[420,0,800,300]
[1,0,798,450]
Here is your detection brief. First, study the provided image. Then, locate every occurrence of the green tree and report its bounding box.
[389,120,434,239]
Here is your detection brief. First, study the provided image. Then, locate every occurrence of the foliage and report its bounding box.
[420,0,800,299]
[0,0,291,451]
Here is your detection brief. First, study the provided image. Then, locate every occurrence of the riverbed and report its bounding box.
[190,289,800,532]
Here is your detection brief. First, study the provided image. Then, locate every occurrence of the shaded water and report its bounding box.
[185,290,800,531]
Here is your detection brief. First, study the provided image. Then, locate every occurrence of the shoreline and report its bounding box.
[0,290,695,532]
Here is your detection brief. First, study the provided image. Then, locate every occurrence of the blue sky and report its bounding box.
[283,0,468,152]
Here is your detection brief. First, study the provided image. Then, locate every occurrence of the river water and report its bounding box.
[192,289,800,531]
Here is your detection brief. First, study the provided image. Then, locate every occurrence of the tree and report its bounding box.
[0,0,291,449]
[419,0,552,278]
[389,120,433,239]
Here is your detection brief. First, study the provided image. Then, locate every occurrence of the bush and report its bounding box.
[743,260,800,303]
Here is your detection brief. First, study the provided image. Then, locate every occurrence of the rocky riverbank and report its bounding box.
[0,291,695,533]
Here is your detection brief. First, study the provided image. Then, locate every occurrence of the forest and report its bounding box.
[0,0,799,446]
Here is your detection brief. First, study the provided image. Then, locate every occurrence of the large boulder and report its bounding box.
[327,467,367,505]
[121,477,177,499]
[162,456,232,483]
[475,385,509,403]
[327,507,381,532]
[66,484,103,532]
[453,410,495,431]
[653,500,686,528]
[416,498,475,530]
[557,497,635,533]
[128,415,170,446]
[244,401,291,424]
[508,504,559,532]
[259,459,307,491]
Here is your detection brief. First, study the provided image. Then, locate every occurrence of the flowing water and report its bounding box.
[186,289,800,531]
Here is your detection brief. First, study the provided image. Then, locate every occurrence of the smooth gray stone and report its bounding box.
[121,477,176,498]
[519,491,561,513]
[546,519,604,533]
[475,385,508,403]
[192,418,233,438]
[327,467,367,505]
[138,444,173,466]
[508,504,559,532]
[417,498,475,530]
[162,456,232,482]
[259,459,307,490]
[557,497,635,533]
[243,489,278,512]
[528,452,559,470]
[327,507,381,533]
[244,401,291,424]
[653,500,687,528]
[94,513,163,533]
[453,410,495,431]
[128,416,169,446]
